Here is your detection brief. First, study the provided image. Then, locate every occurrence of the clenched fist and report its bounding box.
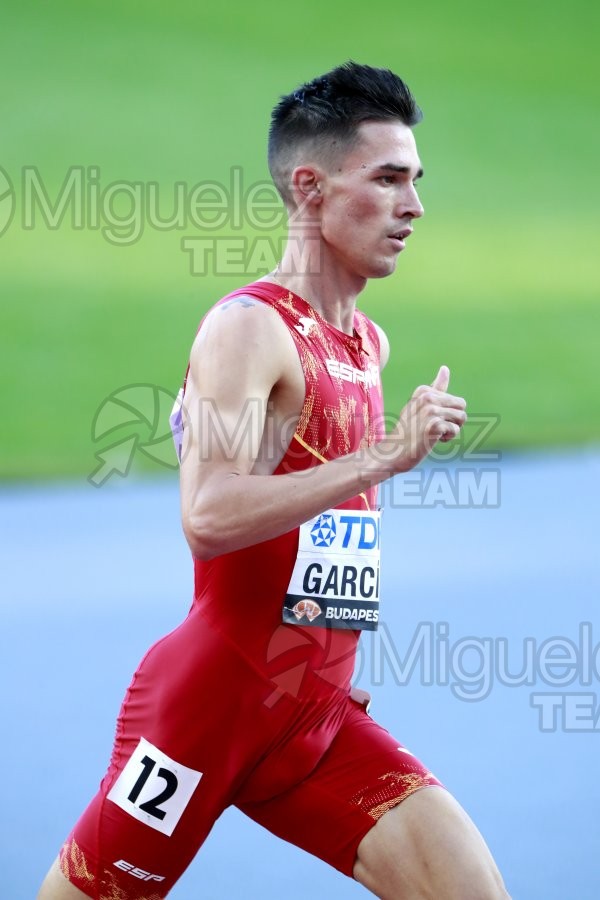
[389,365,467,473]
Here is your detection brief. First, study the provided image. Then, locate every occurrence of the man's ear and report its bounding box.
[290,165,324,211]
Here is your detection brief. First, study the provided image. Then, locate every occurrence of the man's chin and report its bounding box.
[363,257,399,279]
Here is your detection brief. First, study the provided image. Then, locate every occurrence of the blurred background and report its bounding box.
[1,0,599,475]
[1,0,599,897]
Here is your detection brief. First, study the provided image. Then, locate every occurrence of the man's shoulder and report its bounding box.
[200,280,281,321]
[189,286,295,367]
[206,279,279,314]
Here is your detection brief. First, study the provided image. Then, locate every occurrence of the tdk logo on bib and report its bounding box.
[283,508,382,632]
[310,514,337,547]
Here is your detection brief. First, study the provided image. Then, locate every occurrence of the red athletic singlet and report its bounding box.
[189,281,385,703]
[59,281,442,899]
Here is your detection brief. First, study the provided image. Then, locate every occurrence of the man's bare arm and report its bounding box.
[179,301,466,560]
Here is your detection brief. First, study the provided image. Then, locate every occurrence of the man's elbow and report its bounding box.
[182,511,223,561]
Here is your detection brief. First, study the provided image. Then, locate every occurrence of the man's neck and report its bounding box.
[262,249,367,335]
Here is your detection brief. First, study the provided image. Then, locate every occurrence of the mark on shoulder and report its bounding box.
[220,295,257,311]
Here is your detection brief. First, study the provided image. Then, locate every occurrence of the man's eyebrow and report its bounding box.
[375,162,424,180]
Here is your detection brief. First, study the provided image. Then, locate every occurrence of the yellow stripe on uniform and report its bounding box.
[292,433,371,511]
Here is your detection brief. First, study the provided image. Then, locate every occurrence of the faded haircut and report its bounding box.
[268,61,422,206]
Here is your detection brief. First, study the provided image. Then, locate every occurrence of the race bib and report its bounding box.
[107,737,203,837]
[282,509,381,631]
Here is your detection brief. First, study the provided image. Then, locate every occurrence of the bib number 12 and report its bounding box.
[107,737,203,836]
[127,754,178,821]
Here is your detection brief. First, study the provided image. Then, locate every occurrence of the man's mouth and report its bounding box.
[387,228,413,251]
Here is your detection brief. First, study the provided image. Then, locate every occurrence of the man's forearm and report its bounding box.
[183,439,399,560]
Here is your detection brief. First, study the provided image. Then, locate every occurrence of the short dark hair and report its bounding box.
[268,61,422,205]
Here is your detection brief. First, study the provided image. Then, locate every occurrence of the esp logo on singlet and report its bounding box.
[325,358,380,389]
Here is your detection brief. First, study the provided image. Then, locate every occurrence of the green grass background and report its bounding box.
[1,0,599,479]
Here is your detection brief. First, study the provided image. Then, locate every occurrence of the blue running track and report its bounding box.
[1,448,598,899]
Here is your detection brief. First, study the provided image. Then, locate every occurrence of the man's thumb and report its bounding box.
[431,365,450,392]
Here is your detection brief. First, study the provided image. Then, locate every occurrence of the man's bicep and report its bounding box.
[181,370,270,481]
[180,302,283,483]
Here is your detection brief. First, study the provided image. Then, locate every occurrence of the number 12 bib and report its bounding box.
[282,509,381,631]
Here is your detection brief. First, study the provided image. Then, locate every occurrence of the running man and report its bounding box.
[39,62,510,899]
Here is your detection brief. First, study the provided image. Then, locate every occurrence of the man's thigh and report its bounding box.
[354,785,510,900]
[38,857,91,900]
[236,697,442,878]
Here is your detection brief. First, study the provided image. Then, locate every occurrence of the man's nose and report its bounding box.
[401,184,424,220]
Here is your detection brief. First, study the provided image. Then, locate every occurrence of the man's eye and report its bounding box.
[378,175,395,185]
